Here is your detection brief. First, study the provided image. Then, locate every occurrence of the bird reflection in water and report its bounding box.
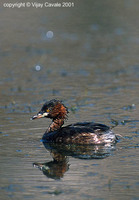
[33,142,116,180]
[33,152,69,180]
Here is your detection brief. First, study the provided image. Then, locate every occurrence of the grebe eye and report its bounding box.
[46,109,50,113]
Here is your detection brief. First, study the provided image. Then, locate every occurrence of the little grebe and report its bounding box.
[32,99,117,145]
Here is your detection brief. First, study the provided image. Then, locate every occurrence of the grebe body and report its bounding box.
[32,99,117,145]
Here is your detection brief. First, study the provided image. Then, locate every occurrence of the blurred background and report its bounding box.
[0,0,139,199]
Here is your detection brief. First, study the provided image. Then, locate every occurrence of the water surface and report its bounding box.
[0,0,139,199]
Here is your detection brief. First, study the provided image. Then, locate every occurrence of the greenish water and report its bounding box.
[0,0,139,199]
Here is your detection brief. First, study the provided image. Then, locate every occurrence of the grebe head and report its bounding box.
[32,99,68,120]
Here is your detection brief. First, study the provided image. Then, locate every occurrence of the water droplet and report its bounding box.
[35,65,41,71]
[46,31,54,39]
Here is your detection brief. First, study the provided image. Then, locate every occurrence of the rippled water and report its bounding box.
[0,0,139,199]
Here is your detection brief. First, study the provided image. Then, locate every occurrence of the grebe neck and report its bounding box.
[47,118,64,133]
